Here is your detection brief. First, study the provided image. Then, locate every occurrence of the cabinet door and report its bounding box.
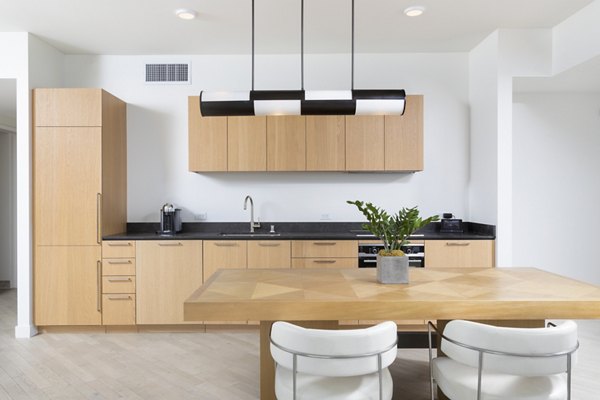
[203,240,248,281]
[345,116,384,171]
[34,127,102,245]
[385,95,423,171]
[34,246,102,325]
[306,116,345,171]
[425,240,495,268]
[228,116,267,171]
[267,116,306,171]
[188,97,227,171]
[136,241,203,324]
[34,88,102,127]
[247,241,291,269]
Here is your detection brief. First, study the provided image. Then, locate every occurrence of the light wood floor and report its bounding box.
[1,289,599,399]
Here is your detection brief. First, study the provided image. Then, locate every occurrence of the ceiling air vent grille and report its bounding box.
[145,63,191,84]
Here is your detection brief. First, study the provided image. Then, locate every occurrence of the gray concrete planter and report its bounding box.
[376,254,409,284]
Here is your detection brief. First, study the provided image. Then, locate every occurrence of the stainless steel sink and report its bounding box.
[219,233,282,237]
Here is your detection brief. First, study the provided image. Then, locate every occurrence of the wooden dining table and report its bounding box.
[184,267,600,400]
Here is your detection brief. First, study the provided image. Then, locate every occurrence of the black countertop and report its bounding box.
[103,221,495,241]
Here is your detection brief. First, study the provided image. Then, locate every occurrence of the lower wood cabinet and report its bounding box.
[203,240,247,281]
[291,258,357,269]
[247,241,291,269]
[102,294,136,325]
[34,246,102,326]
[136,240,203,324]
[425,240,495,268]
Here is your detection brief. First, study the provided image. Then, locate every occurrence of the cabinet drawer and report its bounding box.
[102,294,135,325]
[203,240,247,282]
[247,241,291,269]
[291,258,358,269]
[102,241,136,258]
[102,258,135,275]
[425,240,495,268]
[291,240,358,258]
[102,276,135,293]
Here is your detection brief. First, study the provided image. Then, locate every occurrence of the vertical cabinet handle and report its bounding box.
[96,193,102,244]
[97,260,102,312]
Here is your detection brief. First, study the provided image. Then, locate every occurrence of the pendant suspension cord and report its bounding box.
[301,0,304,90]
[252,0,255,91]
[351,0,355,90]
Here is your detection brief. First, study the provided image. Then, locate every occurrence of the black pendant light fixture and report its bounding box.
[199,0,405,117]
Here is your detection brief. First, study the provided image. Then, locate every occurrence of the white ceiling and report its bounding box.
[0,0,594,55]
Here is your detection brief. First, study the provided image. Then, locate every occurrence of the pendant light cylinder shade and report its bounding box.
[199,89,405,117]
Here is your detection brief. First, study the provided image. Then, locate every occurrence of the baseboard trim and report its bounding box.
[15,324,38,338]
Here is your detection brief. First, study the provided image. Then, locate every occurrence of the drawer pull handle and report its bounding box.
[258,242,280,247]
[214,242,237,247]
[446,242,470,247]
[158,242,183,246]
[107,242,133,247]
[107,260,132,265]
[107,295,132,301]
[314,260,336,264]
[107,277,132,282]
[313,242,336,246]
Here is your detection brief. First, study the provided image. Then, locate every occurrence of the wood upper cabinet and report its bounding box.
[33,88,127,245]
[203,240,248,281]
[188,96,227,172]
[385,95,424,171]
[136,241,203,324]
[247,241,291,269]
[187,95,423,172]
[425,240,495,268]
[34,246,102,326]
[228,116,266,171]
[267,116,306,171]
[306,116,345,171]
[345,116,384,171]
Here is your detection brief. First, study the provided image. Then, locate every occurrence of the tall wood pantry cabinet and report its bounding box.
[33,88,127,326]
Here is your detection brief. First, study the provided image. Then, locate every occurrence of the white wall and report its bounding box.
[64,53,470,223]
[513,93,600,284]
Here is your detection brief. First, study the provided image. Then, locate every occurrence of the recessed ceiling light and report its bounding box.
[404,6,425,17]
[175,8,197,20]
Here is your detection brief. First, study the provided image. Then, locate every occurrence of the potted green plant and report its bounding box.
[347,200,438,283]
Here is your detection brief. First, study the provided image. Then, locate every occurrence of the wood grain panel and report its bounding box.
[102,276,135,294]
[203,240,248,281]
[266,116,306,171]
[136,241,203,324]
[291,240,358,258]
[188,96,227,171]
[306,116,345,171]
[102,294,136,325]
[102,259,136,276]
[425,240,495,268]
[291,258,358,269]
[101,90,127,236]
[228,116,267,171]
[247,241,291,269]
[385,95,424,171]
[34,88,102,127]
[34,127,102,245]
[34,246,102,326]
[345,116,384,171]
[102,241,136,258]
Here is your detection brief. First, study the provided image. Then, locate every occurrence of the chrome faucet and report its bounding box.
[243,195,261,233]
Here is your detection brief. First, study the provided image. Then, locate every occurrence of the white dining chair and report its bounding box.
[427,320,579,400]
[270,321,398,400]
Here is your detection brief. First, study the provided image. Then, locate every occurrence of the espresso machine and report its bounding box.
[159,203,182,235]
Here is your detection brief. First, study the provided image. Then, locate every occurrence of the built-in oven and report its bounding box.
[358,242,425,268]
